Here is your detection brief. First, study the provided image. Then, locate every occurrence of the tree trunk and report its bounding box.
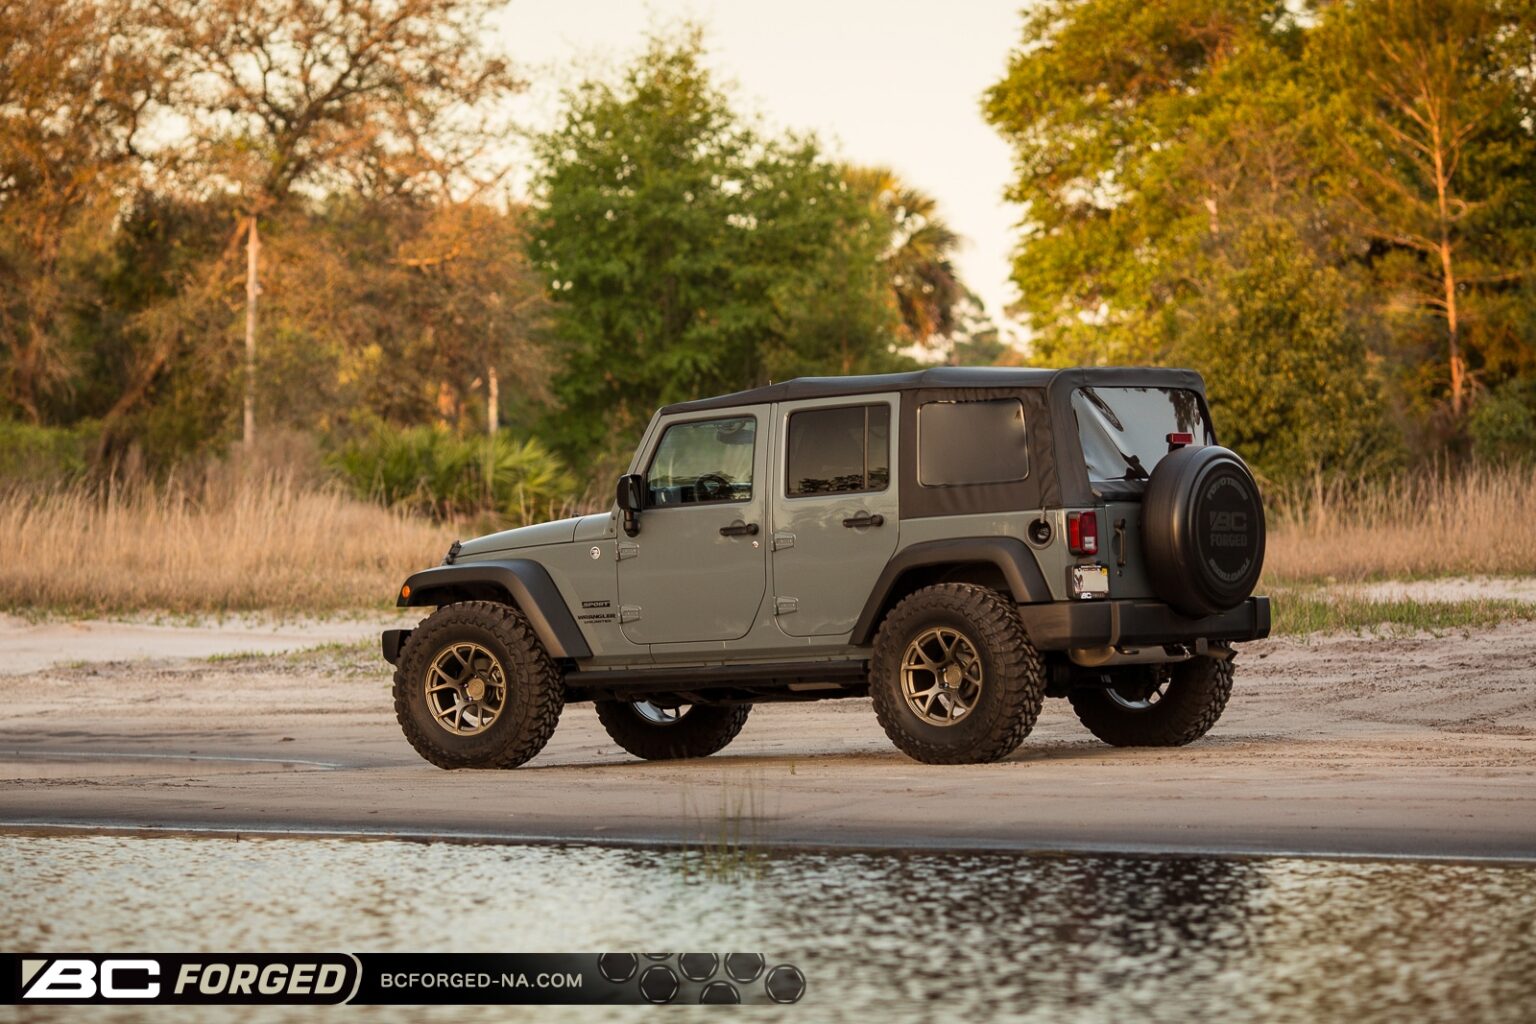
[487,363,499,437]
[1440,240,1464,419]
[243,215,260,446]
[1430,123,1465,420]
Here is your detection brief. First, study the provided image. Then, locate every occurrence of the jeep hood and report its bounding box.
[456,516,584,558]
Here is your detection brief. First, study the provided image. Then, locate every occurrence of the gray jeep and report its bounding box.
[382,367,1269,768]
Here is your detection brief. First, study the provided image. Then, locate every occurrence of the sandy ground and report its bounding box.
[1351,576,1536,604]
[1,616,1533,859]
[0,612,416,673]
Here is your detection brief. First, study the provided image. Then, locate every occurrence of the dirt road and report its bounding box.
[2,621,1533,858]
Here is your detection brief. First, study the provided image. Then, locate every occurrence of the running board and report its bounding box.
[563,658,868,697]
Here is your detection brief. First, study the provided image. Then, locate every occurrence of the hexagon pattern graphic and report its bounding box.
[595,952,803,1005]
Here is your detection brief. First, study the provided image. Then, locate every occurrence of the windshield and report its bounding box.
[1072,386,1212,484]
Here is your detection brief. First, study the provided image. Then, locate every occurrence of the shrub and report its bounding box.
[328,426,580,524]
[1467,379,1536,464]
[0,420,100,485]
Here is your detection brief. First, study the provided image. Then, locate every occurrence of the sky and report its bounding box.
[493,0,1029,340]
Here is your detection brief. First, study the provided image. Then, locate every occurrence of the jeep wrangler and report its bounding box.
[383,367,1269,768]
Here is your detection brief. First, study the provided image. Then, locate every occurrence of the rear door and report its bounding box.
[770,395,900,637]
[617,408,769,644]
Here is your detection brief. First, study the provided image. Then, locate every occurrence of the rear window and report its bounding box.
[1072,386,1212,483]
[918,399,1029,486]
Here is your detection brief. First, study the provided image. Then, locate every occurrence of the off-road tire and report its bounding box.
[870,583,1046,765]
[394,601,563,769]
[1067,655,1234,747]
[594,702,751,761]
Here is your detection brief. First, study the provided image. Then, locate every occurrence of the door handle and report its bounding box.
[842,512,885,529]
[719,521,760,537]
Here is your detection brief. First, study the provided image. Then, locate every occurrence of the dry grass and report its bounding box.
[0,471,452,617]
[1265,463,1536,583]
[4,456,1531,619]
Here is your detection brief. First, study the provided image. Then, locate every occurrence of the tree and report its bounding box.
[1312,0,1536,423]
[392,201,549,437]
[0,0,167,423]
[1164,220,1398,482]
[984,0,1536,471]
[529,31,902,462]
[147,0,522,444]
[982,0,1401,481]
[983,0,1299,365]
[845,166,964,347]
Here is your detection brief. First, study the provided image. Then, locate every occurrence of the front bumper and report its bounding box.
[1017,596,1270,651]
[382,628,412,666]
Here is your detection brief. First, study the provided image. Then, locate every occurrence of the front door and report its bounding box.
[770,395,901,637]
[617,409,769,645]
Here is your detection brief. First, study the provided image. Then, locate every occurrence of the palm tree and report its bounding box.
[844,165,964,348]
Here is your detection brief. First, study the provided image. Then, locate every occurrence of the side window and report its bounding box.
[918,399,1028,486]
[645,416,756,507]
[786,404,891,497]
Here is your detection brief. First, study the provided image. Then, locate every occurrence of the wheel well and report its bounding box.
[867,562,1012,635]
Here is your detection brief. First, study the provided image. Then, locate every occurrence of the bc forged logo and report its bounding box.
[8,955,360,1005]
[6,953,804,1007]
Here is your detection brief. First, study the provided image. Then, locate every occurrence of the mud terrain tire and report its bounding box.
[394,601,563,769]
[594,702,751,760]
[1068,655,1233,747]
[871,583,1046,764]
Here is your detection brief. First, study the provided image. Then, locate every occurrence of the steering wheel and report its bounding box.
[695,473,732,501]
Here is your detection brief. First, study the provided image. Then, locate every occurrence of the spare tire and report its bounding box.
[1141,445,1265,617]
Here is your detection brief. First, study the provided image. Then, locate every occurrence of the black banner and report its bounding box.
[2,953,805,1006]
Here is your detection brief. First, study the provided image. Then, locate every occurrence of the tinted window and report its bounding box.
[646,416,756,506]
[918,399,1029,486]
[786,404,891,497]
[1072,387,1212,484]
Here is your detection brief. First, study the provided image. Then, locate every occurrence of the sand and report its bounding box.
[1,612,1533,858]
[0,612,416,673]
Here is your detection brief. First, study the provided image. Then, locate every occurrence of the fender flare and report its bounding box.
[848,537,1052,646]
[396,560,593,659]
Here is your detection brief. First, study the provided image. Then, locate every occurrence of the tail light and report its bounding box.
[1066,510,1099,556]
[1167,432,1193,451]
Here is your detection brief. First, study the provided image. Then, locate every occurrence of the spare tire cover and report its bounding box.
[1140,445,1266,617]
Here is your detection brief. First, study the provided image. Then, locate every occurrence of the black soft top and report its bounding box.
[660,365,1205,416]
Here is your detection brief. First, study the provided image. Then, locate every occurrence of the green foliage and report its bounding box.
[983,0,1297,364]
[1164,221,1398,482]
[529,30,901,463]
[1468,379,1536,464]
[0,419,99,483]
[328,427,577,524]
[1307,0,1536,419]
[984,0,1536,476]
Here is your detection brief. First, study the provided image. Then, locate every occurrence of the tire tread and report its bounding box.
[870,583,1046,765]
[393,600,563,769]
[594,702,751,760]
[1067,655,1233,747]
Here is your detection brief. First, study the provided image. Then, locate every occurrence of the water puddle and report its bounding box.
[1,835,1532,1022]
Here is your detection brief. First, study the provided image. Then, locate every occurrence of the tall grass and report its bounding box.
[678,776,768,884]
[4,452,1531,618]
[0,470,451,616]
[1265,463,1536,582]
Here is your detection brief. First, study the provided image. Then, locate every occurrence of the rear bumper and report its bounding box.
[1017,596,1270,651]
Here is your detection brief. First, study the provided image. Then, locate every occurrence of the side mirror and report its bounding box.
[616,473,644,537]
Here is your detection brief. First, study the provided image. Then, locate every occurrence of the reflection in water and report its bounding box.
[1,836,1532,1023]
